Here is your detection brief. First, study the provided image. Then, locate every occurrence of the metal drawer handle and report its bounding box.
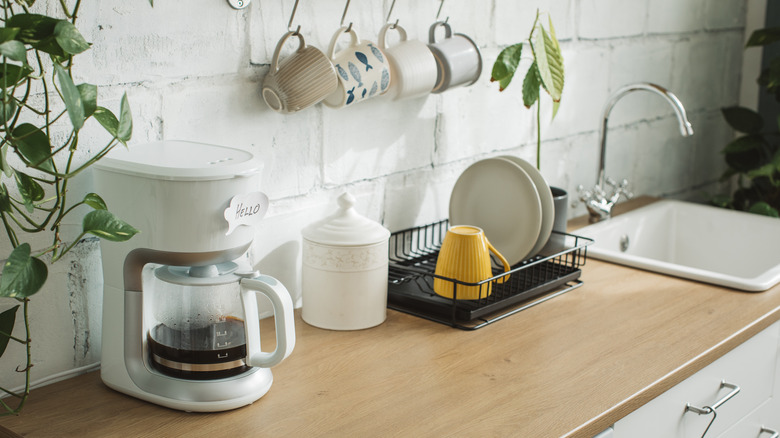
[761,427,779,438]
[684,380,740,438]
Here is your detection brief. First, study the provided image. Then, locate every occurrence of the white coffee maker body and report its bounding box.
[93,140,294,412]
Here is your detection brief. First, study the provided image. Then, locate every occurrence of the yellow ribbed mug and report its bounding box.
[433,225,511,300]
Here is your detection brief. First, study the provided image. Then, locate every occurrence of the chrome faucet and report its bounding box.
[578,82,694,223]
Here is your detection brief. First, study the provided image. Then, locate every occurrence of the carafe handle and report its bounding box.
[240,274,296,368]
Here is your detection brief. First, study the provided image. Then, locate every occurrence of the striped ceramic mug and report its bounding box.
[262,30,339,114]
[433,225,511,300]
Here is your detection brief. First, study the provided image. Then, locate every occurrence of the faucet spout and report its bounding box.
[597,83,693,189]
[581,82,694,223]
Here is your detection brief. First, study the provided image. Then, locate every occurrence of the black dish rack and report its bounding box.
[387,220,592,330]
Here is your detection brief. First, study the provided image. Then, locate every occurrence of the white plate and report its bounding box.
[449,158,543,265]
[498,156,554,258]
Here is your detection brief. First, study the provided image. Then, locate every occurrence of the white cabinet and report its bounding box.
[612,321,780,438]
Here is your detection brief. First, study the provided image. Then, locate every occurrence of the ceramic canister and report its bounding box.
[301,192,391,330]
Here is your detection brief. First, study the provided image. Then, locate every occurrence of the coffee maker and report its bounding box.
[93,140,295,412]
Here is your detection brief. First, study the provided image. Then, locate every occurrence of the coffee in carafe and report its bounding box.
[148,316,249,380]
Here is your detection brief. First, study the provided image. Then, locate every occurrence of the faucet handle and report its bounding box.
[616,178,633,199]
[577,184,600,203]
[604,177,633,202]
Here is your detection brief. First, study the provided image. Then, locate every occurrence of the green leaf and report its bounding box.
[54,63,84,131]
[0,64,33,89]
[491,43,522,91]
[0,145,13,177]
[749,201,780,217]
[83,193,107,210]
[745,160,780,186]
[77,83,97,118]
[11,123,55,173]
[0,184,10,213]
[723,135,766,154]
[532,24,564,103]
[53,20,90,55]
[522,62,541,108]
[722,106,764,134]
[149,0,154,5]
[758,58,780,97]
[723,135,776,172]
[83,210,139,242]
[0,94,17,125]
[14,0,35,8]
[117,93,132,143]
[93,106,119,138]
[0,40,27,65]
[6,14,58,45]
[0,28,20,44]
[0,244,48,298]
[0,305,19,357]
[14,171,44,213]
[710,194,733,209]
[746,27,780,47]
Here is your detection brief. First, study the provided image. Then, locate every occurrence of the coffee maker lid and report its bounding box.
[94,140,262,181]
[301,192,390,246]
[154,262,240,286]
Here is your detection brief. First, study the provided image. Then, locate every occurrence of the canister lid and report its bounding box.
[302,192,390,246]
[93,140,262,181]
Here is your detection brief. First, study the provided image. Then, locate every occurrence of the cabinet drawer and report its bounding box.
[613,322,780,438]
[718,398,780,438]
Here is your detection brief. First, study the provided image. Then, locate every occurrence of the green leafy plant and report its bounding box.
[490,10,564,170]
[716,27,780,217]
[0,0,143,415]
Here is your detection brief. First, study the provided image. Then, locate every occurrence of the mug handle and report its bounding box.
[271,30,306,73]
[328,25,360,60]
[378,22,407,51]
[240,274,296,368]
[429,20,453,44]
[487,241,511,284]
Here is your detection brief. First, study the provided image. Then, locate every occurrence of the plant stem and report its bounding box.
[50,233,86,263]
[536,98,541,170]
[0,329,26,344]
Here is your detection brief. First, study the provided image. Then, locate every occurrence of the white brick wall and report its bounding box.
[0,0,750,388]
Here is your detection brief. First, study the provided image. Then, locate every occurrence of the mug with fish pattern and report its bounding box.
[322,26,391,109]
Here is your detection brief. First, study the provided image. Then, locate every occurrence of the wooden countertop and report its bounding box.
[4,198,780,437]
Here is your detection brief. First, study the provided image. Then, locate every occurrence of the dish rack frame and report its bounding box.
[387,219,593,330]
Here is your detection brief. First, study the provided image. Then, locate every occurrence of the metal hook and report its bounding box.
[385,0,398,25]
[287,0,301,34]
[385,0,395,23]
[435,0,449,24]
[340,0,353,33]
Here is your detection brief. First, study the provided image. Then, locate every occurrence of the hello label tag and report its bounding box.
[224,192,269,235]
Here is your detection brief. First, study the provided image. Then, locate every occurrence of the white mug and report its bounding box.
[378,23,438,101]
[427,21,482,93]
[322,26,391,109]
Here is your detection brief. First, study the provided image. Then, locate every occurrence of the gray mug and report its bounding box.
[427,21,482,94]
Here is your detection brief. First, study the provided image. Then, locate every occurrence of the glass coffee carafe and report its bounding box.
[146,262,293,380]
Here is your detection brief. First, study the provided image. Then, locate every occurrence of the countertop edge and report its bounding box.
[566,304,780,438]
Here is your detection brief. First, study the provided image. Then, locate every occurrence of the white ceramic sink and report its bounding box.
[576,199,780,291]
